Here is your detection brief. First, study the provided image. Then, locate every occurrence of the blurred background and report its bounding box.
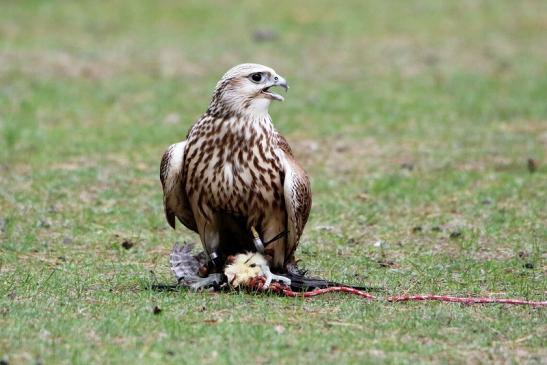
[1,0,545,248]
[0,1,546,363]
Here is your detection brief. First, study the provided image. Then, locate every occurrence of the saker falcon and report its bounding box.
[160,63,311,288]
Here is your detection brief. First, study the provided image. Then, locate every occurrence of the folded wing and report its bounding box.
[160,141,197,232]
[277,136,312,261]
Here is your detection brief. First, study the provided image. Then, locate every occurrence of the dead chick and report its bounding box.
[224,252,291,289]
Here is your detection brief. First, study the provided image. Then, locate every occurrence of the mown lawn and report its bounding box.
[1,1,546,364]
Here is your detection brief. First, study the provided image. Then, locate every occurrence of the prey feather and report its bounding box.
[169,242,207,285]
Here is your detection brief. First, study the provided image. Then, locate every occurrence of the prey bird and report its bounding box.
[168,244,379,292]
[160,64,311,289]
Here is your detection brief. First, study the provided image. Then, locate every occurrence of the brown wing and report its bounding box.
[276,135,312,259]
[160,141,198,232]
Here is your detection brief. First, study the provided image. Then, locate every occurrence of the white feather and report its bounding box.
[165,141,186,193]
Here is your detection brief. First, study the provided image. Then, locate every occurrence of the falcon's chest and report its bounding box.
[184,115,284,213]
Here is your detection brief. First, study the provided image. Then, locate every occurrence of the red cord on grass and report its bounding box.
[248,278,546,307]
[385,294,546,306]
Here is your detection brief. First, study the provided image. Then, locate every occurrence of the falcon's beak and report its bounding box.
[261,75,289,101]
[274,75,289,92]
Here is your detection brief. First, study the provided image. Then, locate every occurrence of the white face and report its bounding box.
[214,63,288,114]
[224,252,268,287]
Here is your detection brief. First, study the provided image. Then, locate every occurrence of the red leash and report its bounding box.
[384,294,546,306]
[248,279,547,307]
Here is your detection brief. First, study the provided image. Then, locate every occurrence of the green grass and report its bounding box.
[1,1,546,364]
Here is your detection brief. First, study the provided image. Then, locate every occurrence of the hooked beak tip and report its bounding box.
[275,75,289,91]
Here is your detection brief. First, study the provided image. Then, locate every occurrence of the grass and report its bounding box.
[1,0,546,363]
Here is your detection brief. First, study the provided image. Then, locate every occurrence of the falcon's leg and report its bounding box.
[261,217,287,270]
[189,273,224,291]
[199,217,222,269]
[259,264,291,289]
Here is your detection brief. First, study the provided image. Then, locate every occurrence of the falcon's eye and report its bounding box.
[249,263,257,268]
[250,73,262,83]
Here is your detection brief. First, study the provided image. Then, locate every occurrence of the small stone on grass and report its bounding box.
[122,240,134,250]
[252,28,279,42]
[526,158,537,173]
[400,162,414,171]
[449,231,462,239]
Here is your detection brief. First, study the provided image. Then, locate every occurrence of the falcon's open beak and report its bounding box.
[261,75,289,101]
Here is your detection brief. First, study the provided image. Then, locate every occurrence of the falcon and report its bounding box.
[160,63,311,287]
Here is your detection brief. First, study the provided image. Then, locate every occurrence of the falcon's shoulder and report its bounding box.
[275,133,294,157]
[185,113,213,140]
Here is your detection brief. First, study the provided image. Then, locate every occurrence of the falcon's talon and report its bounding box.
[259,264,291,289]
[209,251,221,267]
[189,273,223,291]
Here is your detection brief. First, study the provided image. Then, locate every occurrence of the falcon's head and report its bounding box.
[210,63,289,115]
